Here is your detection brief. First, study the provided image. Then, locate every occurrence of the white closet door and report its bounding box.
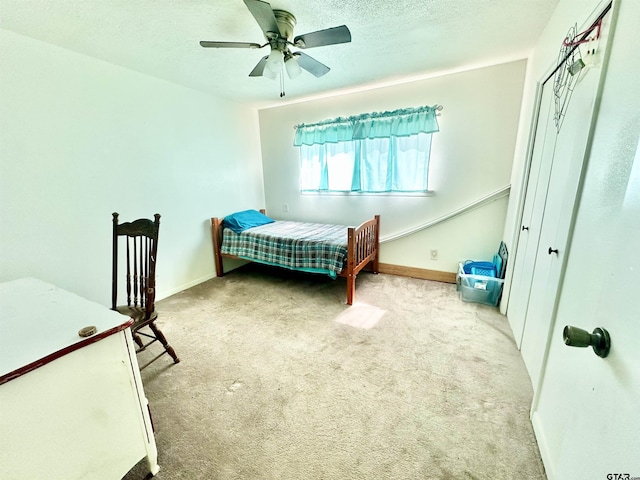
[519,9,612,388]
[507,83,556,348]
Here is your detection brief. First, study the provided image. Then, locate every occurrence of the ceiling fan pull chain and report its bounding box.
[280,69,286,97]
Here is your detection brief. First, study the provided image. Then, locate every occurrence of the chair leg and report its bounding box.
[148,321,180,364]
[133,332,145,350]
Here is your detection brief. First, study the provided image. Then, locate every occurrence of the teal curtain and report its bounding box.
[296,105,439,193]
[355,133,433,192]
[293,105,439,146]
[293,117,354,147]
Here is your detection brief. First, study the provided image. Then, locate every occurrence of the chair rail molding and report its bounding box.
[380,185,511,244]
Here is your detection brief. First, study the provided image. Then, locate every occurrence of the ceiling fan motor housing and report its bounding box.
[271,10,296,50]
[273,10,296,39]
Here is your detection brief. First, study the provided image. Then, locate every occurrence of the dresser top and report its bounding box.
[0,277,132,383]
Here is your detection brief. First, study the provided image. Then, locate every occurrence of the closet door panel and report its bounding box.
[507,84,556,348]
[520,54,608,387]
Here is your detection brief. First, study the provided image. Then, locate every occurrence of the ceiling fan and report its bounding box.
[199,0,351,81]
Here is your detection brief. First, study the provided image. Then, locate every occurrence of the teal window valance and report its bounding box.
[293,105,440,146]
[295,104,441,194]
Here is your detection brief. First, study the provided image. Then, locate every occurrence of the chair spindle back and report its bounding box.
[112,213,160,320]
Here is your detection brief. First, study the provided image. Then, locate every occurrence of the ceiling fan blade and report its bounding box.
[200,41,262,49]
[294,25,351,49]
[243,0,281,37]
[249,56,269,77]
[294,52,330,77]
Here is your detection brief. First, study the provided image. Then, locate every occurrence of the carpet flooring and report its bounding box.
[123,264,546,480]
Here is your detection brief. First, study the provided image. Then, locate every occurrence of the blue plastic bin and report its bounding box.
[456,263,504,307]
[462,261,497,277]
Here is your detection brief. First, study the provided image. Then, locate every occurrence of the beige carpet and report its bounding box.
[124,264,546,480]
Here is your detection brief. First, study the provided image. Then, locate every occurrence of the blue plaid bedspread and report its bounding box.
[220,221,349,278]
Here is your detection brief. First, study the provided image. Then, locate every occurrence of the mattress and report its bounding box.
[220,220,349,278]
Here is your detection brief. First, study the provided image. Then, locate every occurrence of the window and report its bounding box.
[295,105,440,194]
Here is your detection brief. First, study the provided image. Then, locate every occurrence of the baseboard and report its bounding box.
[156,272,218,301]
[158,264,455,301]
[378,263,457,284]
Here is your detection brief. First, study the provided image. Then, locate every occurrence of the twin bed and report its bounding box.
[210,210,380,305]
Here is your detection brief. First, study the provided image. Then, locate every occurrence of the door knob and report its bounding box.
[548,247,559,255]
[522,225,529,231]
[563,325,611,358]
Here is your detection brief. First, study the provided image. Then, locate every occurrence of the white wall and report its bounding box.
[258,61,526,273]
[0,29,265,304]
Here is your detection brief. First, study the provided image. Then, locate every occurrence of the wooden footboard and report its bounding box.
[210,212,380,305]
[341,215,380,305]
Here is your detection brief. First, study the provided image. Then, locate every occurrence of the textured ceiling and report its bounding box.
[0,0,559,108]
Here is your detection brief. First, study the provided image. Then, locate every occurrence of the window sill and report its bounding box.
[300,190,436,197]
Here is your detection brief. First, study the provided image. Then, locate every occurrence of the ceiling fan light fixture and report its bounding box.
[266,48,284,74]
[262,65,278,80]
[285,54,302,79]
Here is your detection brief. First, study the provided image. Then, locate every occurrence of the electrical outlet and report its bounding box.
[283,203,289,213]
[430,249,438,260]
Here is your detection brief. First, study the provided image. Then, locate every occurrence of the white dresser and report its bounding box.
[0,278,159,479]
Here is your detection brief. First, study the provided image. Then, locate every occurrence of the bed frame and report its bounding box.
[210,211,380,305]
